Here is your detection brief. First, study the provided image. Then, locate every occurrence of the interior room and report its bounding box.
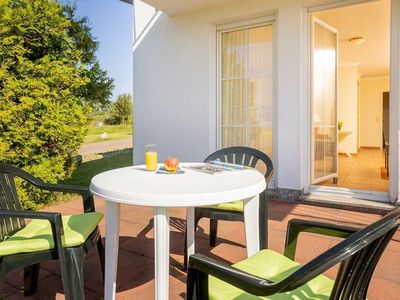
[313,0,390,192]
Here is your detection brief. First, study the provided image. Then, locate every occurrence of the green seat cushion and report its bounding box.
[204,200,244,212]
[209,249,334,299]
[0,212,103,256]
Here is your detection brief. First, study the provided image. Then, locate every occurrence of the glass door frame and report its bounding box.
[310,15,339,185]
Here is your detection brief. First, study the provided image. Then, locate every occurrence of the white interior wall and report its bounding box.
[338,66,359,154]
[359,77,390,147]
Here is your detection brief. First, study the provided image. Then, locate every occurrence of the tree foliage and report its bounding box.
[0,0,113,209]
[64,3,114,109]
[106,94,133,125]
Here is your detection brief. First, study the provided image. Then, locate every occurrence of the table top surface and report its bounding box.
[90,163,266,207]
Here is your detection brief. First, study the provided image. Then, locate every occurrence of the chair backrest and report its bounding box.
[278,208,400,299]
[0,164,29,241]
[204,147,273,180]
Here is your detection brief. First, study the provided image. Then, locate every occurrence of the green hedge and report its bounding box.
[0,0,90,209]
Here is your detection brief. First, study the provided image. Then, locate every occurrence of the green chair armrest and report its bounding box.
[284,219,360,260]
[0,209,61,221]
[0,164,95,213]
[37,183,91,198]
[37,183,95,213]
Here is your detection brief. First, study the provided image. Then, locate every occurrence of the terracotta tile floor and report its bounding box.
[1,198,399,299]
[318,148,389,192]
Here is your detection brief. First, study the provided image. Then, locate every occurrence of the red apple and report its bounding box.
[164,157,179,172]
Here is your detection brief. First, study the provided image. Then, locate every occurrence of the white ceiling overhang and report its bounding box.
[139,0,240,15]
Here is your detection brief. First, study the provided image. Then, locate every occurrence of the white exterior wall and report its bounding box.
[133,0,399,196]
[134,13,212,164]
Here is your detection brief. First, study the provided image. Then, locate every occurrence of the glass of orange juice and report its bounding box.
[145,144,158,171]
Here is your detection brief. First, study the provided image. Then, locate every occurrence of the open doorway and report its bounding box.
[310,0,390,194]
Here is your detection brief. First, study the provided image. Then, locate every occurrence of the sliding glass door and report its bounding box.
[219,23,274,171]
[311,16,338,184]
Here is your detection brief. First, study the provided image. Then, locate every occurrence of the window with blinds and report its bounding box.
[219,23,274,170]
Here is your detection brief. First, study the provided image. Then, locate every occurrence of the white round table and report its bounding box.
[90,163,266,300]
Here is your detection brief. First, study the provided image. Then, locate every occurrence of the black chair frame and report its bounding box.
[0,164,105,299]
[187,207,400,300]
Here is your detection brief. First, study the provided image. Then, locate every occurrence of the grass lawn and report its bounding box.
[84,124,132,144]
[63,150,133,186]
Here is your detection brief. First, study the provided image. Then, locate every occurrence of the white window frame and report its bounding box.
[216,15,277,186]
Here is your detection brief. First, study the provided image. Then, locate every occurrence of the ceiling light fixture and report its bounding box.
[348,36,366,45]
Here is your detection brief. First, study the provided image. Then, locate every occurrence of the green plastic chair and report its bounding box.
[187,207,400,299]
[184,147,273,266]
[0,164,104,299]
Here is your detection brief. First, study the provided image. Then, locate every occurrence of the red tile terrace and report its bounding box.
[1,199,399,299]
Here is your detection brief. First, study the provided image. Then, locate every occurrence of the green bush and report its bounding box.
[0,0,111,209]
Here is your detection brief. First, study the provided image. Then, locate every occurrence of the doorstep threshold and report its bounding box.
[299,189,396,215]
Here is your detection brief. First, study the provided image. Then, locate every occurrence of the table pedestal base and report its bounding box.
[104,196,260,300]
[105,201,121,300]
[243,195,260,257]
[154,207,170,300]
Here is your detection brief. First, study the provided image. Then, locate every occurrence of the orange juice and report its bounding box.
[145,151,158,171]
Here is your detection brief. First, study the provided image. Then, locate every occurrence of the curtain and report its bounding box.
[221,24,274,164]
